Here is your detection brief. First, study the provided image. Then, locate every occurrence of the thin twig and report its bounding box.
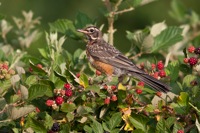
[130,52,143,59]
[114,7,134,15]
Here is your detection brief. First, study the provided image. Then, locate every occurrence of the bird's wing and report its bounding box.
[87,41,145,74]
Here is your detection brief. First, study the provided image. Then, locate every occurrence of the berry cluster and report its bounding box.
[46,83,73,110]
[103,85,118,104]
[184,46,200,66]
[0,61,15,80]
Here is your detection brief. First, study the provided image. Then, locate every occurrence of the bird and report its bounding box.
[77,26,171,93]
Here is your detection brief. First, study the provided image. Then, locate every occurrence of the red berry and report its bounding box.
[76,73,80,78]
[111,95,117,101]
[157,61,164,70]
[55,96,64,105]
[65,88,73,97]
[151,63,156,70]
[2,64,8,70]
[111,85,117,91]
[159,70,166,78]
[104,84,108,90]
[188,57,198,66]
[137,81,145,87]
[29,67,33,72]
[177,130,184,133]
[104,97,110,104]
[194,47,200,54]
[136,89,143,94]
[156,92,162,97]
[188,46,195,53]
[96,70,102,76]
[46,99,54,106]
[64,83,71,89]
[35,107,40,113]
[183,58,189,63]
[37,64,43,69]
[152,72,159,79]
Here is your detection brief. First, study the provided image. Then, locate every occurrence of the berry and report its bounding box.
[46,99,54,107]
[104,97,110,104]
[157,61,164,70]
[188,57,198,66]
[137,81,145,87]
[64,83,71,89]
[156,92,162,97]
[51,122,60,132]
[177,130,184,133]
[188,46,195,53]
[37,64,43,69]
[29,67,33,72]
[159,70,166,78]
[2,64,8,70]
[111,95,117,101]
[8,69,15,75]
[151,63,156,70]
[194,47,200,54]
[111,85,117,91]
[55,96,64,105]
[35,107,40,113]
[76,73,80,78]
[60,89,66,96]
[96,70,102,76]
[103,84,108,90]
[136,89,143,94]
[183,58,189,63]
[65,88,73,97]
[152,72,159,79]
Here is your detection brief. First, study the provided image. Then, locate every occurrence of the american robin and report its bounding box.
[77,26,171,93]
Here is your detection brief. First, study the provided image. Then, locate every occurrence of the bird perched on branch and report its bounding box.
[77,26,171,93]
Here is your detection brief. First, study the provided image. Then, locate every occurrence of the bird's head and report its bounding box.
[77,26,102,41]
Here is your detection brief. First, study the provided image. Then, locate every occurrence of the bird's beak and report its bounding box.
[77,29,88,34]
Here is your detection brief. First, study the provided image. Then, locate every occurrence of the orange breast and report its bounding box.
[92,60,114,76]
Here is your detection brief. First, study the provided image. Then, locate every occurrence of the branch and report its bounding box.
[114,7,134,15]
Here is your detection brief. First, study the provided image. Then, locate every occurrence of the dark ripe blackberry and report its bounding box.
[51,122,60,132]
[194,47,200,54]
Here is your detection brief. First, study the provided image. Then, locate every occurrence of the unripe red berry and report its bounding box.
[76,73,80,78]
[64,83,71,89]
[46,99,54,106]
[152,72,159,79]
[156,92,162,97]
[194,47,200,54]
[37,64,43,69]
[111,85,117,91]
[188,46,195,53]
[104,97,110,104]
[188,57,198,66]
[55,96,64,105]
[8,69,15,75]
[137,81,145,87]
[111,94,117,101]
[136,89,143,94]
[65,88,73,97]
[96,70,102,76]
[35,107,40,113]
[159,70,166,78]
[157,61,164,70]
[151,63,156,70]
[2,64,8,70]
[183,58,189,63]
[177,130,184,133]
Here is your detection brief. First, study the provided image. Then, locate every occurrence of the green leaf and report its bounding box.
[177,92,189,107]
[60,103,76,113]
[91,119,104,133]
[28,84,53,100]
[75,11,94,28]
[85,85,100,94]
[77,106,93,115]
[43,113,54,129]
[129,114,148,131]
[66,112,74,122]
[29,60,47,75]
[79,73,89,88]
[49,19,80,39]
[132,0,143,7]
[166,117,176,128]
[156,118,166,132]
[59,123,70,133]
[108,112,122,130]
[102,122,110,132]
[25,75,38,85]
[172,122,183,133]
[0,98,7,110]
[182,74,196,88]
[38,48,48,59]
[165,60,180,81]
[25,117,47,133]
[84,125,93,133]
[151,27,183,52]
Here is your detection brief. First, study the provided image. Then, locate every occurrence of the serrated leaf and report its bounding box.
[28,84,53,100]
[0,98,6,110]
[166,60,180,81]
[129,114,148,132]
[91,119,104,133]
[77,106,93,115]
[25,75,37,85]
[102,122,110,132]
[85,85,100,93]
[43,112,54,129]
[25,117,47,133]
[166,117,176,128]
[156,118,166,132]
[84,125,93,133]
[151,27,183,52]
[108,112,122,130]
[49,19,80,39]
[60,103,76,113]
[66,112,74,122]
[38,48,48,59]
[182,74,196,88]
[7,105,35,120]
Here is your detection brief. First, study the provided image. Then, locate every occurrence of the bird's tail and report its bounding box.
[129,71,171,93]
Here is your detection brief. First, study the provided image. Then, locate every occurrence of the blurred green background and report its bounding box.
[0,0,199,55]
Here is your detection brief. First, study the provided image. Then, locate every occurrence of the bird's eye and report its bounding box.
[89,29,94,32]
